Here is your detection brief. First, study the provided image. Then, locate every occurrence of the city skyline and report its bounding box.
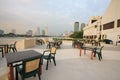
[0,0,111,34]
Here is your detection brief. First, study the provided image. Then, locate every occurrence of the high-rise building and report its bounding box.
[35,27,40,36]
[74,22,79,32]
[45,27,48,36]
[0,29,4,35]
[26,30,33,36]
[11,29,16,34]
[42,30,45,36]
[80,23,86,31]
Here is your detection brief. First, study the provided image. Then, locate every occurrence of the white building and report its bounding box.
[83,16,102,40]
[34,27,40,36]
[83,0,120,44]
[45,27,48,36]
[102,0,120,43]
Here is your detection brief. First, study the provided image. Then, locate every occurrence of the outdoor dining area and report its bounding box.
[0,40,58,80]
[0,40,120,80]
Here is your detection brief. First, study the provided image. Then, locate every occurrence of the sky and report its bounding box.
[0,0,111,35]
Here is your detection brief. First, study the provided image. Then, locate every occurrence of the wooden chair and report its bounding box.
[43,47,57,70]
[16,58,41,80]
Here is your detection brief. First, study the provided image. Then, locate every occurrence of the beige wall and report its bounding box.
[102,0,120,43]
[83,0,120,44]
[0,38,36,51]
[84,19,102,39]
[16,38,36,50]
[24,38,36,49]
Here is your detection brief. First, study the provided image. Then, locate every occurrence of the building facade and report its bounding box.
[101,0,120,43]
[83,0,120,44]
[83,16,102,40]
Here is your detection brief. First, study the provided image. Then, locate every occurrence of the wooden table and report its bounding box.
[5,50,43,80]
[79,46,100,60]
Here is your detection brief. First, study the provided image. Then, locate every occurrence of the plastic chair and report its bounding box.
[95,46,104,61]
[16,57,41,80]
[43,46,57,70]
[8,41,17,52]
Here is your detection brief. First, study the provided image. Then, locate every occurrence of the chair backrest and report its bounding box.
[79,42,84,49]
[23,58,40,73]
[14,41,17,46]
[100,46,104,52]
[96,46,104,52]
[50,47,56,54]
[10,41,17,47]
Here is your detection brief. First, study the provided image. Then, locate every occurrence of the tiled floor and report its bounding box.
[0,41,120,80]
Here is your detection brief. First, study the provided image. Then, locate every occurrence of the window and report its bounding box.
[103,21,114,30]
[94,25,97,28]
[117,19,120,27]
[91,20,97,23]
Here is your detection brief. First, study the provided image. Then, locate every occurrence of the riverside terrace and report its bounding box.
[0,41,120,80]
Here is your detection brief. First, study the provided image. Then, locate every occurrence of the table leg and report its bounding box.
[40,65,42,75]
[80,48,82,56]
[91,51,94,60]
[4,45,8,54]
[8,65,14,80]
[84,48,86,55]
[1,47,4,57]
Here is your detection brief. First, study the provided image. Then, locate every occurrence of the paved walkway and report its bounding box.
[0,41,120,80]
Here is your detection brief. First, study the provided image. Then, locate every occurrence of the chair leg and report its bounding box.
[53,57,56,66]
[98,53,102,61]
[100,53,102,59]
[98,54,100,61]
[15,67,18,80]
[14,47,17,52]
[46,60,49,70]
[9,48,11,52]
[1,49,4,58]
[13,48,17,52]
[50,59,51,63]
[12,48,15,52]
[38,72,41,80]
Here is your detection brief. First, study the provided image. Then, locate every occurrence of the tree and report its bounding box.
[70,30,83,38]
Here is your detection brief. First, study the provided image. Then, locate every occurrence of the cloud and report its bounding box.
[0,0,111,34]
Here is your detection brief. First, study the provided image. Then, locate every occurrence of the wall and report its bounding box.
[102,0,120,43]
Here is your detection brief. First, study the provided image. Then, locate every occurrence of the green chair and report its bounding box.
[95,46,104,61]
[16,57,41,80]
[8,41,17,52]
[43,47,57,70]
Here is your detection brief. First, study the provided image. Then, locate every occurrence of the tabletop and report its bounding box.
[5,50,43,65]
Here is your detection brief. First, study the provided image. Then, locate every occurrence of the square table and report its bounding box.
[5,50,43,80]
